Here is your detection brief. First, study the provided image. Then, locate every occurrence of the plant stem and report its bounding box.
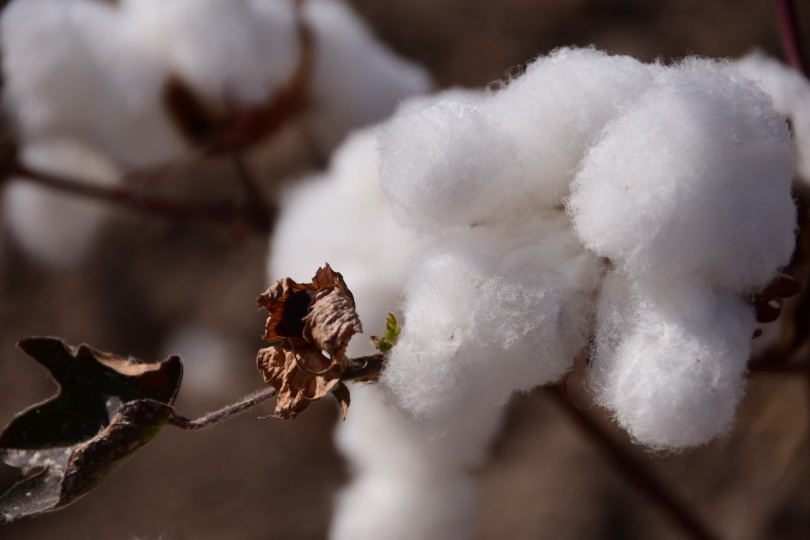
[167,387,277,430]
[547,388,720,540]
[8,161,272,234]
[231,153,274,234]
[776,0,808,75]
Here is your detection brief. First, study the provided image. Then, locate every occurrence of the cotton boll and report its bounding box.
[1,0,187,168]
[491,47,658,208]
[302,0,433,153]
[330,471,479,540]
[378,92,525,232]
[3,139,123,268]
[570,58,795,293]
[589,275,756,450]
[736,51,810,182]
[331,385,499,540]
[269,127,421,355]
[381,213,600,435]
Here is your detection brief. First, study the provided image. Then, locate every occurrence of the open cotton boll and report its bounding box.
[269,127,421,345]
[380,213,600,435]
[490,47,658,208]
[331,385,498,540]
[1,0,187,168]
[3,139,123,268]
[569,58,795,293]
[589,276,756,450]
[302,0,433,153]
[378,92,524,232]
[736,51,810,182]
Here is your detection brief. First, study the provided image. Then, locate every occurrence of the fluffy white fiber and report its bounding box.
[270,47,798,538]
[381,214,600,436]
[1,0,432,168]
[3,140,123,268]
[736,50,810,182]
[568,58,795,448]
[375,49,795,450]
[569,58,795,293]
[330,385,499,540]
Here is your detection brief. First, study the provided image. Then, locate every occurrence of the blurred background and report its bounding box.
[0,0,808,538]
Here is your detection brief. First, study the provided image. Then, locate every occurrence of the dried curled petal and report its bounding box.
[256,264,362,419]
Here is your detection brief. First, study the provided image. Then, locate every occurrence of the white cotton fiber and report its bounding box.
[491,47,659,208]
[330,384,500,540]
[3,139,123,268]
[376,49,660,233]
[570,58,795,293]
[736,51,810,182]
[588,274,756,450]
[302,0,433,153]
[0,0,187,168]
[330,470,478,540]
[380,211,601,435]
[1,0,431,168]
[377,92,523,232]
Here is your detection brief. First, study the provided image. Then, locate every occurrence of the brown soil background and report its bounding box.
[1,0,809,539]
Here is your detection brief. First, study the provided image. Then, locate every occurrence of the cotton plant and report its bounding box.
[268,47,801,539]
[0,0,432,266]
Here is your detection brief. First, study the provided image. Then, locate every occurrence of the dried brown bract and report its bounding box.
[257,264,363,419]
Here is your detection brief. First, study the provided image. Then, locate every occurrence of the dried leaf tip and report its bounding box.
[0,339,184,521]
[256,264,362,420]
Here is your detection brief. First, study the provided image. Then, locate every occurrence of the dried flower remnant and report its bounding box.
[257,264,365,420]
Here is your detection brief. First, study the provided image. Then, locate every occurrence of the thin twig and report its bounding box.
[748,361,810,375]
[167,387,277,430]
[547,387,720,540]
[8,161,271,234]
[776,0,808,75]
[231,153,274,234]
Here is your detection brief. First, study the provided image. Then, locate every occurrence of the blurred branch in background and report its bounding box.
[776,0,808,74]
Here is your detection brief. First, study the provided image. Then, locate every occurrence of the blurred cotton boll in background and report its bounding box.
[3,139,123,268]
[0,0,432,169]
[0,0,432,269]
